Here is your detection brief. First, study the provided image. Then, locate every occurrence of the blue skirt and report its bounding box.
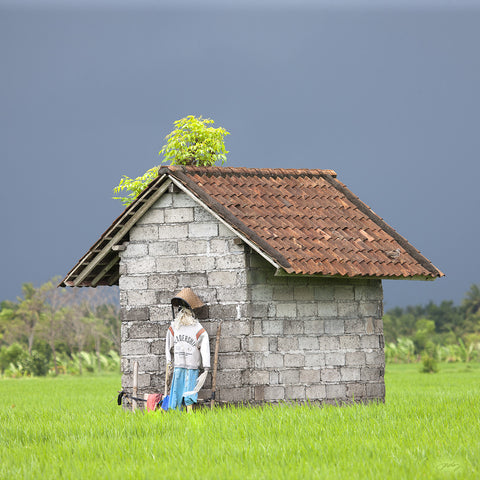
[168,367,199,410]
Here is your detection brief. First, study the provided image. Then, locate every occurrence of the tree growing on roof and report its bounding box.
[113,115,229,206]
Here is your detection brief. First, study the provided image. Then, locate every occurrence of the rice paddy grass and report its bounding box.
[1,363,479,479]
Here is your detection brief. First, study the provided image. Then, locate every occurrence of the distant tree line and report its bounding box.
[384,283,480,367]
[0,277,120,377]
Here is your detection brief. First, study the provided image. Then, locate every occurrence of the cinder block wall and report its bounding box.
[119,187,386,404]
[119,188,250,400]
[246,254,385,404]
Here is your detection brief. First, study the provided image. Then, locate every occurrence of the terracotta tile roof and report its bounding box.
[162,166,443,279]
[60,166,443,287]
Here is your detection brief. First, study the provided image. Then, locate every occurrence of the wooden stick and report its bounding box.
[210,322,222,409]
[132,361,138,412]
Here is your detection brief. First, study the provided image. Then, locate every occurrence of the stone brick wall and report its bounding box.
[245,253,385,404]
[119,187,386,405]
[119,188,250,400]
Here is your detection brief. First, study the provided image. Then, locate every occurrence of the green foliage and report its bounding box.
[112,115,230,206]
[420,353,439,373]
[159,115,230,167]
[1,365,480,478]
[112,166,158,207]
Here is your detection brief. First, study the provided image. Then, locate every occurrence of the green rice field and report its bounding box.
[1,363,479,479]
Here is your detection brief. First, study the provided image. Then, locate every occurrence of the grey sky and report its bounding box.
[1,1,479,310]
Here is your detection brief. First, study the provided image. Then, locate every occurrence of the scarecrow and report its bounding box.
[164,288,210,411]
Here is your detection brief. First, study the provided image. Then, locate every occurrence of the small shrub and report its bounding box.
[420,354,439,374]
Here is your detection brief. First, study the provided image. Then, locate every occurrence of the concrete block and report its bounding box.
[122,340,151,356]
[177,273,208,288]
[304,353,326,368]
[314,285,334,301]
[326,384,347,400]
[247,337,269,352]
[193,206,215,222]
[185,256,215,272]
[127,355,160,372]
[339,335,361,350]
[219,353,248,369]
[304,319,324,334]
[273,286,294,301]
[216,288,247,303]
[128,322,160,339]
[217,222,235,238]
[375,318,384,334]
[208,304,237,320]
[177,240,208,255]
[355,284,382,301]
[286,386,306,400]
[158,224,188,240]
[334,285,355,300]
[344,318,366,334]
[127,290,157,306]
[284,354,304,368]
[122,244,148,258]
[280,369,300,385]
[263,353,284,368]
[150,338,166,355]
[251,303,268,318]
[216,370,242,386]
[173,192,198,207]
[293,286,315,301]
[366,351,385,366]
[262,320,283,335]
[276,303,298,319]
[189,222,219,238]
[126,256,156,275]
[148,305,172,322]
[242,370,270,385]
[130,225,158,241]
[318,336,340,351]
[153,193,172,208]
[147,274,178,291]
[251,285,273,302]
[278,337,299,352]
[119,275,148,291]
[207,270,238,286]
[284,319,304,335]
[317,301,338,317]
[346,351,366,366]
[268,337,278,351]
[359,301,381,317]
[360,367,382,381]
[137,208,165,225]
[209,239,229,254]
[149,241,178,256]
[264,386,285,401]
[324,319,345,335]
[156,256,186,273]
[221,320,251,336]
[366,317,375,334]
[215,254,245,269]
[227,239,245,253]
[219,387,250,403]
[297,303,317,318]
[269,371,280,385]
[337,302,359,317]
[299,369,321,384]
[325,352,345,366]
[366,382,385,399]
[306,384,326,400]
[121,306,150,322]
[340,367,361,381]
[219,337,241,353]
[321,368,341,382]
[298,337,319,350]
[267,304,276,318]
[346,383,366,399]
[165,207,194,223]
[360,335,380,349]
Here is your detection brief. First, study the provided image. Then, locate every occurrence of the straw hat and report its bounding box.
[171,288,205,311]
